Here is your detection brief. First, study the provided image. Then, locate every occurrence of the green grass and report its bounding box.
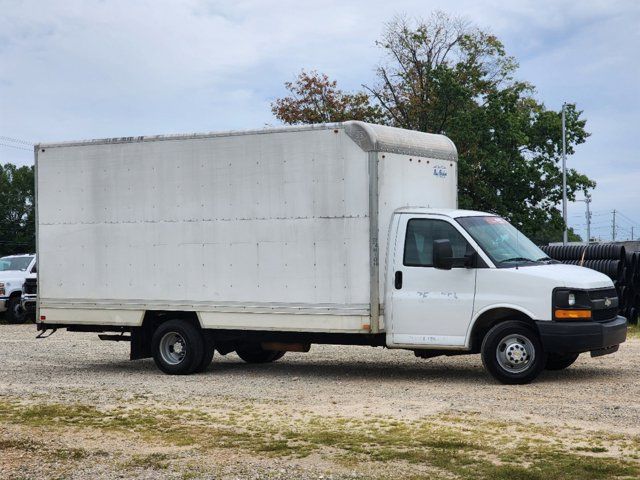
[1,398,639,480]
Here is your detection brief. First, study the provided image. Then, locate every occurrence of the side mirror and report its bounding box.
[433,239,454,270]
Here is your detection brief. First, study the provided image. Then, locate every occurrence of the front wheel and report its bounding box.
[545,353,579,371]
[481,321,546,385]
[6,296,27,324]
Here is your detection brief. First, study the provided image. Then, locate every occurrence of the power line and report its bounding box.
[615,210,639,227]
[0,142,33,152]
[0,136,34,146]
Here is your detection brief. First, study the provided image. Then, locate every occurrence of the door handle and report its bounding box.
[394,271,403,290]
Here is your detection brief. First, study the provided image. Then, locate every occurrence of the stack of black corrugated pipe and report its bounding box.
[540,244,639,325]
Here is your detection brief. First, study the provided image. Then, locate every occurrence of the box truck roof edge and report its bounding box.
[34,121,458,162]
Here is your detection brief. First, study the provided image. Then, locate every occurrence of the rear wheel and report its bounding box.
[481,321,546,384]
[236,344,286,363]
[545,353,579,371]
[6,296,27,324]
[152,320,204,375]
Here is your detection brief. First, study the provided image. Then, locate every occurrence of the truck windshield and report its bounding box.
[456,216,548,267]
[0,256,33,271]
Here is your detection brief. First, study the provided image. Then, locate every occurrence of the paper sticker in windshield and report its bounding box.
[433,165,448,178]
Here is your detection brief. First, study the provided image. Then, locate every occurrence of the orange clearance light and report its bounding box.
[555,309,591,320]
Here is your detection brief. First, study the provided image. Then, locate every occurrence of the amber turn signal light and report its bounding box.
[554,309,591,320]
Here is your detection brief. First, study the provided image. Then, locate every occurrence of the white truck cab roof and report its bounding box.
[394,207,495,218]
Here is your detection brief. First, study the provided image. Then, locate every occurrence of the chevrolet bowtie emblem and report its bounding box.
[604,297,612,307]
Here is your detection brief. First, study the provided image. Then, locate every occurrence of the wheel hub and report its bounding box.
[159,332,187,365]
[496,334,535,373]
[506,343,527,364]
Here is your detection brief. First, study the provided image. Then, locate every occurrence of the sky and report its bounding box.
[1,0,638,241]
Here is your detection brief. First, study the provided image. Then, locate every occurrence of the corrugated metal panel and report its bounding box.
[38,128,371,314]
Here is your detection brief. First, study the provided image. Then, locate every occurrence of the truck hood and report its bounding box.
[511,263,613,289]
[0,271,28,282]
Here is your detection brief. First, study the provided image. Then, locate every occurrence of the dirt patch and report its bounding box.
[1,324,639,479]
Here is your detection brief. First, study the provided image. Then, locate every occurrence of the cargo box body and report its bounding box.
[36,122,458,333]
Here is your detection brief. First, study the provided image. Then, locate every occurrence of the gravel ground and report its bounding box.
[1,323,639,479]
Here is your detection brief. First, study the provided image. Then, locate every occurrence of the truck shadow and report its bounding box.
[81,357,621,385]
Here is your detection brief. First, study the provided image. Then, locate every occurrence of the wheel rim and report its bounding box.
[496,334,535,374]
[159,332,187,365]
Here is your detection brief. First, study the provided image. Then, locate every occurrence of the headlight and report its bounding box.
[553,289,591,321]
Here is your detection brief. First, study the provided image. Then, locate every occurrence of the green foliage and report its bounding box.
[271,70,384,125]
[272,12,594,244]
[0,163,35,256]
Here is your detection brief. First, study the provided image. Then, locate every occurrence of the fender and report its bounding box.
[464,303,538,349]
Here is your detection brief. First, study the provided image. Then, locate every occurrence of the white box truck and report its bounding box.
[35,122,627,384]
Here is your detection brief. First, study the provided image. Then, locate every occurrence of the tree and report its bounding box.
[0,163,35,256]
[271,12,594,244]
[271,70,384,124]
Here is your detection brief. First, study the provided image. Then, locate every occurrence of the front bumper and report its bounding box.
[0,297,7,313]
[536,316,627,355]
[21,296,36,314]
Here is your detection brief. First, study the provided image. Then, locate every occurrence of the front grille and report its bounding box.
[23,278,37,295]
[588,288,618,322]
[592,308,618,322]
[588,288,617,301]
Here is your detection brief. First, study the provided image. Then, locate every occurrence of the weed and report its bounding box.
[0,398,638,480]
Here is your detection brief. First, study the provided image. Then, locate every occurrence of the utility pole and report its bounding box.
[632,226,634,241]
[612,209,617,241]
[576,194,592,244]
[585,193,591,244]
[562,103,568,245]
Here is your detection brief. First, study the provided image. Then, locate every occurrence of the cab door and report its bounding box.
[387,215,477,347]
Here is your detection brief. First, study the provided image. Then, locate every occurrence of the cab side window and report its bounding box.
[403,219,469,267]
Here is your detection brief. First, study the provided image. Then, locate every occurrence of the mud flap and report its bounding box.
[130,327,152,360]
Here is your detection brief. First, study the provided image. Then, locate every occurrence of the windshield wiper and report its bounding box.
[499,257,537,264]
[535,256,560,264]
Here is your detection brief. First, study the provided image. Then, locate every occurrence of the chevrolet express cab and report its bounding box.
[34,121,627,384]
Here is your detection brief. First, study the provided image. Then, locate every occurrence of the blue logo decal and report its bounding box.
[433,165,448,178]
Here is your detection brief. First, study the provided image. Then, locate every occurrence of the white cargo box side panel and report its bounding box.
[377,152,458,276]
[37,127,371,331]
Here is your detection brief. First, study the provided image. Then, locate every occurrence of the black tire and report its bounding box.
[194,331,215,373]
[151,320,204,375]
[6,296,27,324]
[481,321,546,385]
[545,353,579,371]
[236,344,286,363]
